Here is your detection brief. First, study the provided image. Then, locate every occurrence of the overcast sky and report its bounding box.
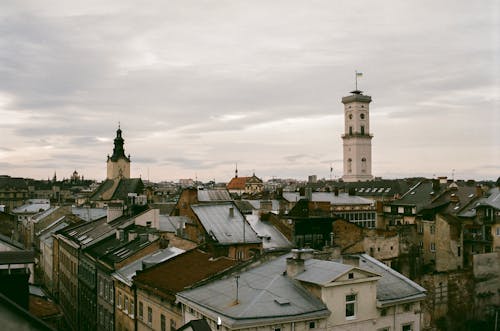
[0,1,499,182]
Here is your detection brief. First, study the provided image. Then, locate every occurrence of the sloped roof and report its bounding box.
[113,247,184,286]
[227,177,247,190]
[12,201,51,214]
[283,192,373,205]
[90,178,143,201]
[191,203,261,245]
[477,187,500,210]
[134,249,238,300]
[357,254,426,305]
[176,254,330,328]
[294,259,367,285]
[197,189,232,202]
[0,251,34,265]
[159,216,192,232]
[246,215,292,251]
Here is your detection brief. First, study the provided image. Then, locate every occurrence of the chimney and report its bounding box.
[476,185,483,198]
[128,231,137,242]
[438,176,448,184]
[229,207,234,218]
[286,248,313,277]
[107,203,123,223]
[305,187,313,201]
[116,229,125,241]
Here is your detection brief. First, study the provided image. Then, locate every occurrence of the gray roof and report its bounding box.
[197,189,232,202]
[159,216,192,233]
[12,200,51,214]
[245,200,281,212]
[71,207,107,222]
[283,192,373,205]
[39,222,69,248]
[477,187,500,210]
[357,254,426,305]
[191,203,261,245]
[294,259,357,285]
[246,215,292,250]
[113,246,184,286]
[177,255,330,328]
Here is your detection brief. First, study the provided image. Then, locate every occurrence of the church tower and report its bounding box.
[341,90,373,182]
[106,125,131,180]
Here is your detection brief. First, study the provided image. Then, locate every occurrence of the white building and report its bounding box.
[342,90,374,182]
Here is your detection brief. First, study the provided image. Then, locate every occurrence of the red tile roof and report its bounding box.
[226,177,248,190]
[133,249,237,301]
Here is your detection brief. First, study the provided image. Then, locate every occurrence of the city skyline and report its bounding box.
[1,1,499,182]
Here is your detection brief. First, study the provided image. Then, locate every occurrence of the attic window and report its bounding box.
[348,272,354,279]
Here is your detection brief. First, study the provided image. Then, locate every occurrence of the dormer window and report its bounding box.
[348,272,354,279]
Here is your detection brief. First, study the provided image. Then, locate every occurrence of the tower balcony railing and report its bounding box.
[341,133,374,139]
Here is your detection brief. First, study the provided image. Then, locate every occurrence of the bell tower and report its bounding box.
[341,89,373,182]
[106,125,131,180]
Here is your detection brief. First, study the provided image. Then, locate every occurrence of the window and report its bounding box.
[170,319,176,331]
[402,323,413,331]
[403,303,411,312]
[458,246,461,257]
[124,297,128,313]
[430,225,435,234]
[345,294,356,319]
[360,125,365,135]
[118,293,122,308]
[380,308,387,316]
[309,321,316,329]
[161,314,166,331]
[496,227,500,236]
[430,242,436,252]
[360,113,365,119]
[147,307,152,326]
[138,301,143,320]
[274,327,281,331]
[349,126,353,135]
[348,272,354,279]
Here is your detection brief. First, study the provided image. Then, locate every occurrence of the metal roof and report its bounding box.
[246,215,292,250]
[197,189,232,202]
[294,259,355,285]
[191,203,261,244]
[71,207,107,222]
[357,254,426,305]
[159,216,191,232]
[113,247,184,286]
[177,255,330,328]
[283,192,373,205]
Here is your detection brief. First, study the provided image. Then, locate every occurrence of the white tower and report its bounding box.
[341,90,373,182]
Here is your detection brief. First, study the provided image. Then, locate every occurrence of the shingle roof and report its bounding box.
[134,249,237,301]
[191,203,261,245]
[177,255,330,328]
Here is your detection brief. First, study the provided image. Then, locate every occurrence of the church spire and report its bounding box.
[109,125,130,162]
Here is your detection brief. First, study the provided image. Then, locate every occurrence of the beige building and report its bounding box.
[341,90,373,182]
[177,250,426,331]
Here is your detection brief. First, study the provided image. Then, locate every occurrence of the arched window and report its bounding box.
[347,158,352,173]
[361,157,367,173]
[360,126,365,135]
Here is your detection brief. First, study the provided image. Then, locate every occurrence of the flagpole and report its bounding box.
[355,70,358,90]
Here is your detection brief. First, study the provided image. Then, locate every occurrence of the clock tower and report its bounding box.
[341,89,373,182]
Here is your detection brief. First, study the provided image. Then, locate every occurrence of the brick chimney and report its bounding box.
[286,248,313,277]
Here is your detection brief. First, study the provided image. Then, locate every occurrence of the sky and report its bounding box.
[0,1,499,183]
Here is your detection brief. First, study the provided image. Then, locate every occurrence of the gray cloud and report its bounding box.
[0,1,498,181]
